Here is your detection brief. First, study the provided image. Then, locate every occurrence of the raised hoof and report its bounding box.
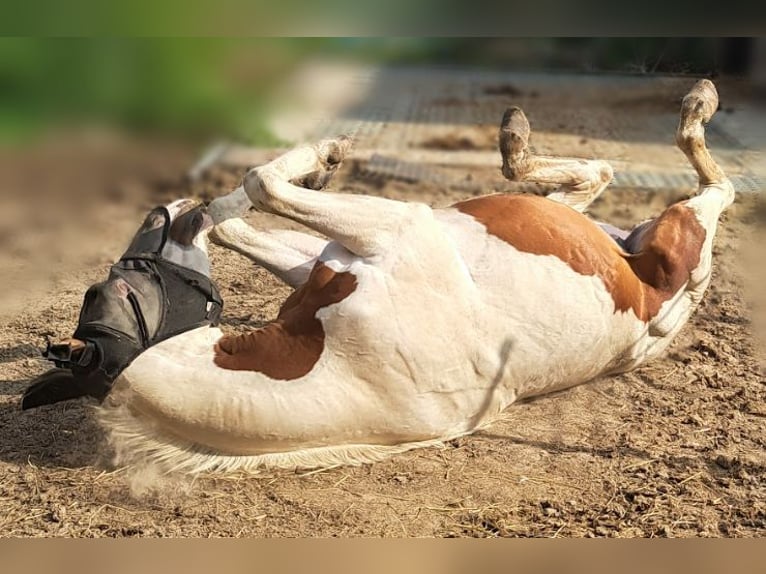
[681,79,719,125]
[291,136,354,190]
[318,135,353,167]
[499,107,530,180]
[500,106,530,149]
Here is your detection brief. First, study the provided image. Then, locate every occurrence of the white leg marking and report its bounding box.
[211,218,327,288]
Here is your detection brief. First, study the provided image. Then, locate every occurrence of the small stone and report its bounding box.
[595,526,611,537]
[49,505,66,523]
[715,454,738,469]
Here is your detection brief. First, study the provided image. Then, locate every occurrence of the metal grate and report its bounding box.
[362,154,763,194]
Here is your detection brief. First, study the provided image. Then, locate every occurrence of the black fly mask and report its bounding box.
[22,204,223,410]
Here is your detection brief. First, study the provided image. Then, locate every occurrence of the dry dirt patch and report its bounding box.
[0,118,763,536]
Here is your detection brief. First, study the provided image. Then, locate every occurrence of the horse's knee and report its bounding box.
[242,169,285,213]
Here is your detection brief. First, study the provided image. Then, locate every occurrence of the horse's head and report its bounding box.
[21,199,222,410]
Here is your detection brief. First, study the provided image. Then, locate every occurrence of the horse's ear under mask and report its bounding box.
[124,207,172,257]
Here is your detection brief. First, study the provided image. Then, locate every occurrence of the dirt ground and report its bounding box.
[1,89,764,537]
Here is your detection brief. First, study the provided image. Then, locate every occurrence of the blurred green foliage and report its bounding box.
[0,38,319,145]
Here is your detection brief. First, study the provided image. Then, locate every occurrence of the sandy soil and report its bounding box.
[1,108,764,538]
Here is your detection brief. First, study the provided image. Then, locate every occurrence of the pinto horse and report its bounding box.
[40,80,735,473]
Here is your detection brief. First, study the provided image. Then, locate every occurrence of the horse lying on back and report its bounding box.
[25,80,734,473]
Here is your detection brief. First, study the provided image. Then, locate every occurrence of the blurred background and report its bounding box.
[0,38,762,145]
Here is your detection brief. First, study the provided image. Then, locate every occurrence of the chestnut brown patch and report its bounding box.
[214,262,357,379]
[455,195,705,322]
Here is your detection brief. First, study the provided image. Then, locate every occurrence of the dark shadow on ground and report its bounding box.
[0,392,105,469]
[0,344,42,364]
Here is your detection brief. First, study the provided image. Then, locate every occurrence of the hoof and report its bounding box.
[681,79,719,125]
[499,107,530,180]
[291,136,354,191]
[317,135,353,169]
[500,107,530,152]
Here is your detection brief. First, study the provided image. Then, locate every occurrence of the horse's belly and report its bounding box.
[464,248,649,402]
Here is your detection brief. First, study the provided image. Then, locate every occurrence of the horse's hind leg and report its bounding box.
[675,79,735,288]
[677,79,735,209]
[624,80,735,301]
[211,219,327,288]
[499,106,614,212]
